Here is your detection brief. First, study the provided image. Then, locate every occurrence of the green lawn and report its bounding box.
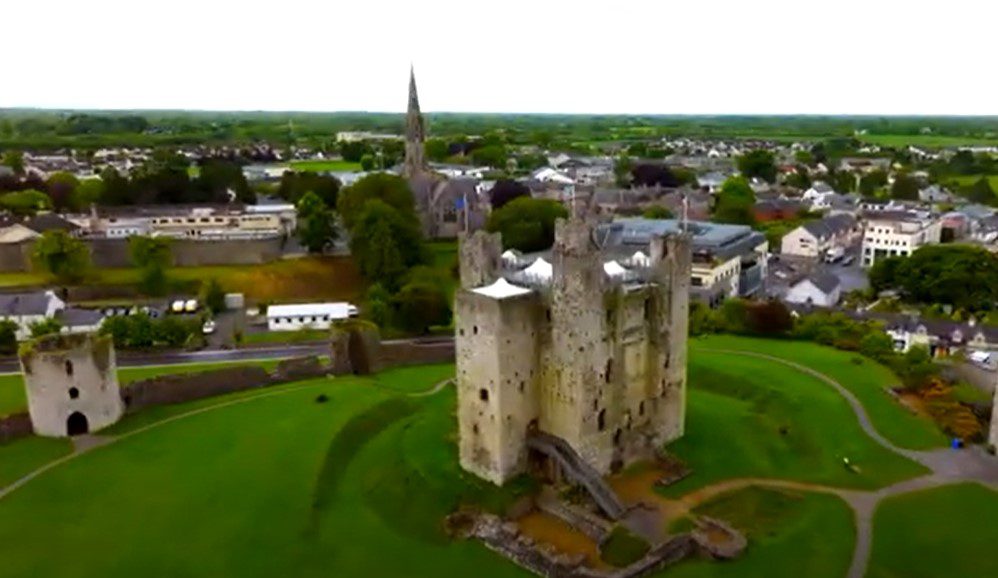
[661,350,928,496]
[668,487,854,578]
[0,365,537,578]
[867,483,998,578]
[0,359,283,417]
[242,329,328,345]
[693,336,947,450]
[288,159,362,172]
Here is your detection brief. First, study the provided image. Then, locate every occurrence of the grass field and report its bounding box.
[242,329,329,345]
[945,174,998,191]
[0,359,283,417]
[692,335,947,450]
[288,159,362,172]
[0,340,986,577]
[661,350,928,496]
[668,487,854,578]
[866,483,998,578]
[0,366,533,578]
[0,256,364,303]
[858,134,998,148]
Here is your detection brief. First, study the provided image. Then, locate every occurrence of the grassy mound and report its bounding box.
[693,335,947,450]
[668,487,854,578]
[662,351,928,496]
[867,483,998,578]
[600,526,650,567]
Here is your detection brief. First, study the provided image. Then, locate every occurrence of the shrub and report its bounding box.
[600,526,650,567]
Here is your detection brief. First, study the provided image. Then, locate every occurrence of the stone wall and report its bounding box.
[122,365,276,412]
[380,339,455,368]
[990,385,998,449]
[0,412,32,444]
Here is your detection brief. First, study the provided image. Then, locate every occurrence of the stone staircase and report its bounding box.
[526,431,627,520]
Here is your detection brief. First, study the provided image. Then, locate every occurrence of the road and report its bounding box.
[0,336,456,373]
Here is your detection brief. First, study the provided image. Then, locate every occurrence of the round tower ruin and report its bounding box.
[18,333,123,437]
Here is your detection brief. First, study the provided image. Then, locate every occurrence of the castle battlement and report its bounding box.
[456,217,691,485]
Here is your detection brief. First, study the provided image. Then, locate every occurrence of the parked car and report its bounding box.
[202,319,216,335]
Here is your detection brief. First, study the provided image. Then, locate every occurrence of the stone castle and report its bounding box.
[18,333,123,438]
[456,215,691,486]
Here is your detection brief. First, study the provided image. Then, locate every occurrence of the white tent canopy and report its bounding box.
[471,278,533,299]
[523,257,553,281]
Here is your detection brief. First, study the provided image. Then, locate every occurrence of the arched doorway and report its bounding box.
[66,412,89,436]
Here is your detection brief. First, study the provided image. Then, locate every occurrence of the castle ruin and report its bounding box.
[18,333,123,437]
[456,215,691,486]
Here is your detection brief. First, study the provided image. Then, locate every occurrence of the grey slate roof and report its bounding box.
[805,272,841,294]
[24,213,80,234]
[801,214,856,240]
[0,292,56,316]
[55,307,104,328]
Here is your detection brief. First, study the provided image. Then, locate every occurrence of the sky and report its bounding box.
[2,0,996,115]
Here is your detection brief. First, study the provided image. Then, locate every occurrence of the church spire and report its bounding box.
[404,65,427,178]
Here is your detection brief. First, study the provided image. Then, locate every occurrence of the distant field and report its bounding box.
[945,174,998,190]
[858,134,998,148]
[0,256,364,303]
[288,159,362,172]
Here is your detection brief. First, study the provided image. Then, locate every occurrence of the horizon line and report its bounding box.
[1,106,998,119]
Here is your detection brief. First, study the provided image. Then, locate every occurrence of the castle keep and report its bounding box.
[456,216,691,485]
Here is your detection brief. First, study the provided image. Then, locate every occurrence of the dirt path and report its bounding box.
[693,347,998,578]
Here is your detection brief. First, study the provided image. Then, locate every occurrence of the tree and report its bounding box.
[31,230,91,284]
[349,199,427,289]
[194,159,254,204]
[277,171,341,206]
[859,331,895,363]
[859,169,888,196]
[0,319,18,355]
[296,191,337,254]
[642,205,673,219]
[425,138,450,162]
[336,173,417,231]
[712,177,756,225]
[471,144,508,168]
[360,154,376,171]
[392,280,452,334]
[630,163,679,188]
[364,283,393,329]
[737,150,777,183]
[129,236,172,296]
[489,179,530,209]
[1,150,24,175]
[486,197,568,253]
[891,173,920,200]
[967,177,996,205]
[200,278,226,314]
[613,155,633,187]
[0,189,52,216]
[98,167,132,205]
[828,170,856,194]
[45,172,80,211]
[340,141,372,163]
[868,245,998,312]
[785,168,811,190]
[744,300,793,335]
[29,318,63,338]
[515,153,548,171]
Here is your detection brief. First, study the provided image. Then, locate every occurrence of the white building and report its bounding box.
[266,302,359,332]
[785,273,842,307]
[861,210,942,267]
[802,182,837,211]
[780,214,859,258]
[0,291,104,340]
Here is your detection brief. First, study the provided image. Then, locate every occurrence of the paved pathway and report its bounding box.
[693,348,998,578]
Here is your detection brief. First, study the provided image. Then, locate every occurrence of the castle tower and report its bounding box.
[547,216,615,472]
[19,333,123,437]
[403,65,427,179]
